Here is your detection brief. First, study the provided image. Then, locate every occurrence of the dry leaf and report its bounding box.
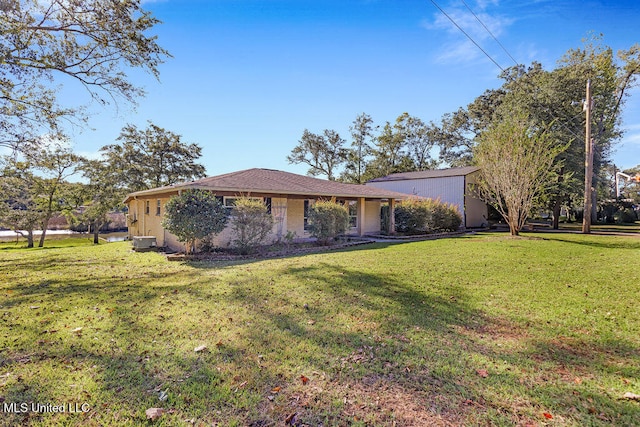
[271,386,281,393]
[300,375,309,385]
[623,392,640,400]
[476,369,489,378]
[285,412,298,425]
[194,345,207,353]
[543,412,553,419]
[145,407,165,420]
[215,340,223,347]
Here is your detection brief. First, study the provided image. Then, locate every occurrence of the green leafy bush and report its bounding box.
[615,207,637,224]
[395,198,462,234]
[230,197,273,254]
[308,199,350,245]
[162,189,227,253]
[394,198,432,234]
[430,199,463,231]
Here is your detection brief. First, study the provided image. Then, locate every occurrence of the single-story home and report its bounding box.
[365,166,488,228]
[124,168,410,251]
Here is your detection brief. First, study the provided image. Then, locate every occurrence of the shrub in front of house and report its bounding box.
[394,198,432,234]
[229,196,273,254]
[308,199,350,245]
[395,198,462,234]
[615,207,637,224]
[162,189,227,254]
[428,199,463,231]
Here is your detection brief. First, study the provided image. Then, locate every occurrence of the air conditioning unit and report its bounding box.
[132,236,157,251]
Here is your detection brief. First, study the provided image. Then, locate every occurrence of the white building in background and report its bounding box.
[366,166,488,228]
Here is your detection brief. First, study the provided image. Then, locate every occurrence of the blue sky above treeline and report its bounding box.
[66,0,640,174]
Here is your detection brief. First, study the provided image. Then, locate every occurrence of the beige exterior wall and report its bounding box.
[362,200,382,234]
[127,194,384,252]
[464,171,488,228]
[127,193,180,249]
[286,198,307,238]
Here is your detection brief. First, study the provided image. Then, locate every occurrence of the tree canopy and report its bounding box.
[101,122,206,192]
[287,129,347,181]
[474,112,564,236]
[0,0,170,153]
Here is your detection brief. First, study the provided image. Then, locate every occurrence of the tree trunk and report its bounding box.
[552,198,562,229]
[509,221,519,236]
[552,167,565,230]
[93,220,103,244]
[27,230,34,248]
[38,217,50,247]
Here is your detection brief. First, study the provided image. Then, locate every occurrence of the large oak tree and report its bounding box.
[101,122,206,192]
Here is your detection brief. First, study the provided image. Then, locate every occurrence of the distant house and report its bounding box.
[124,168,409,251]
[366,166,488,228]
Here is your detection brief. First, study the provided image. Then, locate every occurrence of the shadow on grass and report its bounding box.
[1,241,639,425]
[539,234,640,250]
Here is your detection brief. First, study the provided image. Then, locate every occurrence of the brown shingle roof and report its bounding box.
[367,166,480,182]
[125,168,411,202]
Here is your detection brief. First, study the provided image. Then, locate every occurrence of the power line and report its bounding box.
[429,0,586,141]
[460,0,519,66]
[428,0,505,72]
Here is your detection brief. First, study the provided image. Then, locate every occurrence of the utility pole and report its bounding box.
[582,79,593,234]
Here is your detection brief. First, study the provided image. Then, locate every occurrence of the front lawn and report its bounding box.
[0,233,639,426]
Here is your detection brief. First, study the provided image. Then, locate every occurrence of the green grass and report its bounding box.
[0,233,639,426]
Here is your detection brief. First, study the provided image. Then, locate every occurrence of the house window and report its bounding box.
[156,199,161,216]
[304,200,310,231]
[337,199,358,228]
[145,200,150,215]
[347,200,357,228]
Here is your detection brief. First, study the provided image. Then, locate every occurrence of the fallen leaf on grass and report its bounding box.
[215,340,223,348]
[145,407,165,420]
[623,392,640,400]
[300,375,309,385]
[194,345,207,353]
[285,412,298,425]
[543,412,553,419]
[271,386,281,393]
[476,369,489,378]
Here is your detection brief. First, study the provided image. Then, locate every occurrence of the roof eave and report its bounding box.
[124,184,409,203]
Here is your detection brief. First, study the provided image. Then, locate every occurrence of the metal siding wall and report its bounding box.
[368,177,465,218]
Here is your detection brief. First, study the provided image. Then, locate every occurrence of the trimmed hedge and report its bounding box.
[395,198,462,234]
[308,199,350,245]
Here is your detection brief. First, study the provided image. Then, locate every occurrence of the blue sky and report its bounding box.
[68,0,640,175]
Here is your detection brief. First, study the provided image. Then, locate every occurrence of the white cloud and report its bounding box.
[424,1,516,66]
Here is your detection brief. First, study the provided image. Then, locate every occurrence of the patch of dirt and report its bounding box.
[165,240,373,262]
[337,377,462,426]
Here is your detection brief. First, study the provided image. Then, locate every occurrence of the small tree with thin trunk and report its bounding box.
[162,190,227,254]
[474,112,564,236]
